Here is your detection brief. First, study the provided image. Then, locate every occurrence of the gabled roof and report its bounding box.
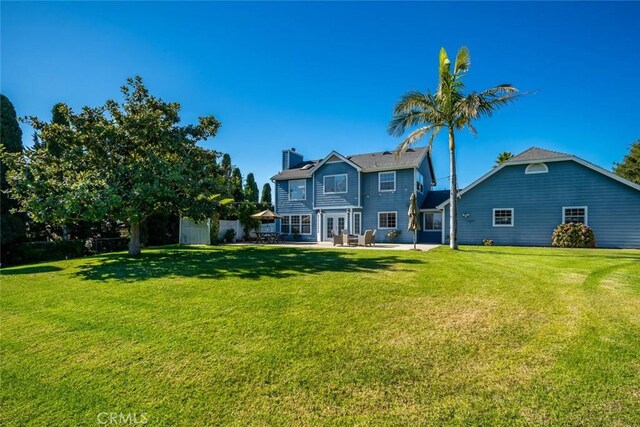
[271,146,432,181]
[506,147,570,163]
[436,146,640,208]
[421,190,449,210]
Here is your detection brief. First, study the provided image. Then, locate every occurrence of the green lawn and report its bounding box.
[1,245,639,426]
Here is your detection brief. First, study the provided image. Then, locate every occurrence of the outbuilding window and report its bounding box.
[563,206,587,225]
[493,208,514,227]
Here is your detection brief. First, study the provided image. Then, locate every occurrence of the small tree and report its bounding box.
[495,151,514,167]
[260,183,273,208]
[4,76,229,257]
[231,167,244,202]
[244,173,259,203]
[237,201,261,239]
[221,153,232,180]
[613,140,640,185]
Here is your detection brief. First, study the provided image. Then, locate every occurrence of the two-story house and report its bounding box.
[271,147,436,243]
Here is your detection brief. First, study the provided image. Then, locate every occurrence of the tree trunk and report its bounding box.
[128,220,141,257]
[449,128,458,250]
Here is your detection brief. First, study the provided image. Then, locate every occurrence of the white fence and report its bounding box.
[180,218,272,244]
[179,218,210,245]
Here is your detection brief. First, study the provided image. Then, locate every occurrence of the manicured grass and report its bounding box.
[1,245,639,426]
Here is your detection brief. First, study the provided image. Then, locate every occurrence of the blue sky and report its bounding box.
[2,2,639,192]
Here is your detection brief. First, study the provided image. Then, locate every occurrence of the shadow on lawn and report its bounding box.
[1,265,63,275]
[74,246,421,282]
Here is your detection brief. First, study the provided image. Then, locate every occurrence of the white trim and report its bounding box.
[415,168,425,193]
[492,208,514,227]
[353,212,362,235]
[316,205,362,210]
[562,206,588,225]
[441,208,446,244]
[525,163,549,174]
[357,170,361,206]
[315,150,362,172]
[323,174,348,194]
[288,179,307,201]
[437,155,640,209]
[422,210,443,231]
[378,171,396,192]
[378,211,398,229]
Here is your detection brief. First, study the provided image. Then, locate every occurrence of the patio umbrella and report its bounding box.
[250,209,284,221]
[408,193,420,250]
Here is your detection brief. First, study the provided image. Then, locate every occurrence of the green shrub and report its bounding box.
[552,223,596,248]
[223,228,236,243]
[6,239,86,266]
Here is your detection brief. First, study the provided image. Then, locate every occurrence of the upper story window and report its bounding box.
[416,171,425,193]
[379,171,396,192]
[423,212,442,230]
[493,208,514,227]
[323,174,347,194]
[525,163,549,174]
[563,206,587,225]
[288,179,306,201]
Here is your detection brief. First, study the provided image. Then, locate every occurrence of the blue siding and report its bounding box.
[275,178,316,241]
[443,161,640,248]
[361,168,416,243]
[314,162,360,208]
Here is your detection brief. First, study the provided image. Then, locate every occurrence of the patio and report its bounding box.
[232,241,440,251]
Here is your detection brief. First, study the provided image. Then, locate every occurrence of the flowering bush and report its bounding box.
[551,223,596,248]
[387,229,402,242]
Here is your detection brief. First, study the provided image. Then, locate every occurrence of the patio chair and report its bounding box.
[332,232,344,246]
[358,230,374,247]
[371,229,377,246]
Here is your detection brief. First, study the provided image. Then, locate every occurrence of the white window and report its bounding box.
[291,215,301,234]
[423,212,442,231]
[323,174,347,194]
[416,171,425,193]
[563,206,587,225]
[301,215,311,234]
[353,212,361,235]
[288,179,306,200]
[281,216,290,234]
[281,215,312,235]
[525,163,549,174]
[378,171,396,192]
[493,208,514,227]
[378,211,397,229]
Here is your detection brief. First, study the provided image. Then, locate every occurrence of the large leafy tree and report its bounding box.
[244,172,259,203]
[388,46,521,249]
[0,94,26,261]
[613,140,640,185]
[4,77,228,256]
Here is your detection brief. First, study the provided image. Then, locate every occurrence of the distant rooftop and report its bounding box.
[506,147,571,163]
[272,146,430,181]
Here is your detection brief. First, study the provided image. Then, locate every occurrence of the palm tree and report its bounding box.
[388,46,521,249]
[495,151,514,167]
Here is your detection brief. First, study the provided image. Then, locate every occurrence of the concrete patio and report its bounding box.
[231,241,441,251]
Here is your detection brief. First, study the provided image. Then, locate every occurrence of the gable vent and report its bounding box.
[525,163,549,174]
